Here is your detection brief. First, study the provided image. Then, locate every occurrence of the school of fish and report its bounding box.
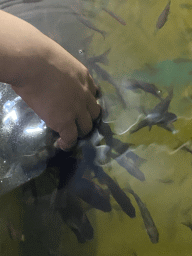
[6,0,192,254]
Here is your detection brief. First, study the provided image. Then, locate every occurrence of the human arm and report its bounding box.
[0,10,101,150]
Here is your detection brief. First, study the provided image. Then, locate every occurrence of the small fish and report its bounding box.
[125,79,162,100]
[111,138,131,155]
[87,48,111,66]
[152,87,173,117]
[77,15,107,39]
[156,0,171,30]
[97,121,114,148]
[111,150,146,181]
[158,178,174,184]
[102,7,127,26]
[130,88,175,133]
[89,128,104,146]
[7,220,25,242]
[156,112,177,132]
[98,95,113,122]
[130,119,149,134]
[157,112,177,124]
[181,145,192,154]
[69,3,107,40]
[128,189,159,244]
[95,145,111,165]
[173,58,192,64]
[180,3,192,9]
[55,189,94,243]
[125,150,146,166]
[87,61,127,108]
[73,177,112,212]
[78,49,85,55]
[93,166,136,218]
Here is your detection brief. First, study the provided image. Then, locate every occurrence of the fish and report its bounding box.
[95,145,111,165]
[128,189,159,244]
[97,121,114,148]
[54,189,94,243]
[98,95,113,122]
[111,150,146,181]
[181,145,192,154]
[102,7,127,26]
[156,0,171,30]
[130,119,149,134]
[87,48,111,66]
[125,150,146,166]
[89,128,104,147]
[93,166,136,218]
[87,61,127,108]
[97,122,131,156]
[130,88,176,133]
[110,138,131,155]
[158,178,174,184]
[125,79,162,100]
[69,3,107,40]
[180,3,192,9]
[156,112,177,132]
[151,87,173,117]
[7,219,25,242]
[72,177,112,212]
[78,16,107,39]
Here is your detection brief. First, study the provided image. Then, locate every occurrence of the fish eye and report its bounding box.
[157,90,162,94]
[78,49,85,55]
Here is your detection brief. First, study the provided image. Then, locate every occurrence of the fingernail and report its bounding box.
[55,138,77,152]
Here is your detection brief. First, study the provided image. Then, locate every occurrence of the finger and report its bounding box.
[58,123,78,151]
[86,72,101,98]
[85,90,102,121]
[76,110,93,138]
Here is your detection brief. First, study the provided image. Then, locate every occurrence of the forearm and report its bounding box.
[0,10,51,86]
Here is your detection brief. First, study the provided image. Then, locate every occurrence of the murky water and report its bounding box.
[1,0,192,255]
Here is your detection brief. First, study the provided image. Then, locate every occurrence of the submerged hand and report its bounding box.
[12,46,101,150]
[0,10,101,151]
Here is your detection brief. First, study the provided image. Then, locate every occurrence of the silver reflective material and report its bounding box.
[0,0,90,196]
[0,83,49,195]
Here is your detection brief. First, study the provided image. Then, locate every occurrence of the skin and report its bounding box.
[0,10,101,151]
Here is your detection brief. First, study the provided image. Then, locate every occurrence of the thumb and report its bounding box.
[54,137,77,151]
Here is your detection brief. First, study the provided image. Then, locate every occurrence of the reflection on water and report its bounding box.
[1,0,192,255]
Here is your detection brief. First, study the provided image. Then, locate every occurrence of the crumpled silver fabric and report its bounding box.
[0,83,49,195]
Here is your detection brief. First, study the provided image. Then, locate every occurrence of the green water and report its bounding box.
[2,0,192,255]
